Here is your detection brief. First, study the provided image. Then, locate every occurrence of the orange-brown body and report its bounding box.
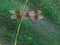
[15,10,21,20]
[34,10,39,20]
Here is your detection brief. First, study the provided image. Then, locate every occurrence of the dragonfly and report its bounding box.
[9,10,43,24]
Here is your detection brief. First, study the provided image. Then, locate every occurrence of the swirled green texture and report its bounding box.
[0,0,60,45]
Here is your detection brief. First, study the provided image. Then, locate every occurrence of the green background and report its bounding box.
[0,0,60,45]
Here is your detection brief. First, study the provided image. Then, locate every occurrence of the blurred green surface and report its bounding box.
[0,0,60,45]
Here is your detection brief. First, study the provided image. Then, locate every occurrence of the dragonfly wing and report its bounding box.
[29,10,41,15]
[29,15,43,20]
[9,10,16,14]
[37,10,41,14]
[11,15,29,20]
[29,11,35,16]
[11,15,17,19]
[38,15,43,20]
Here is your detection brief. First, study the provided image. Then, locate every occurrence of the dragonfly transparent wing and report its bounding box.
[9,10,16,14]
[29,10,41,16]
[29,15,43,20]
[29,11,35,16]
[38,15,43,19]
[11,15,17,19]
[37,10,41,14]
[11,15,29,20]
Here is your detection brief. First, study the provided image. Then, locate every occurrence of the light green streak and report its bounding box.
[14,0,28,45]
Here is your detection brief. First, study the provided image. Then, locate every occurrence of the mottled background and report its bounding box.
[0,0,60,45]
